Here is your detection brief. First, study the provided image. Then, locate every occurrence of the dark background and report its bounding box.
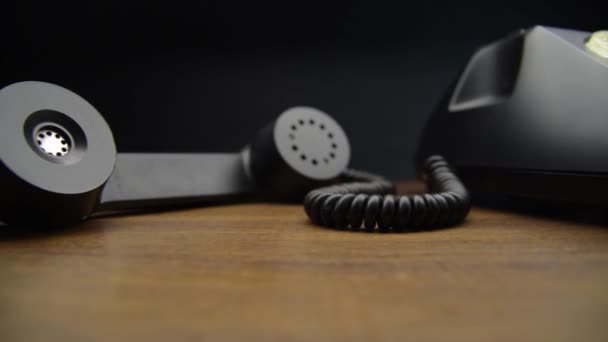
[2,1,604,178]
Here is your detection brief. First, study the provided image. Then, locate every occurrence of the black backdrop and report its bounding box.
[2,1,604,178]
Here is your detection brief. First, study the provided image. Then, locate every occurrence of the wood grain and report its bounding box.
[1,182,608,341]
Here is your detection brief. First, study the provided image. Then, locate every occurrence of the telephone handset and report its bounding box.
[0,81,470,230]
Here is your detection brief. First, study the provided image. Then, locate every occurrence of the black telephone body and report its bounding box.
[417,26,608,206]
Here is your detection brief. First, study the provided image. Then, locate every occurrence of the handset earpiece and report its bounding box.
[0,81,117,226]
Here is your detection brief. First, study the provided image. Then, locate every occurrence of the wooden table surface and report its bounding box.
[1,182,607,341]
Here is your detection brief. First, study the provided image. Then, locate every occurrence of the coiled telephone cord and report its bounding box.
[304,156,471,231]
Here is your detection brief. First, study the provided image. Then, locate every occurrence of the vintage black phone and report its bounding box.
[0,81,470,230]
[417,26,608,206]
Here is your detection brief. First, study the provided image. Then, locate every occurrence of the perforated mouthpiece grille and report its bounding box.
[274,107,350,180]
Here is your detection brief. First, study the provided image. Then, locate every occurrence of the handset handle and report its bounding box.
[98,153,254,211]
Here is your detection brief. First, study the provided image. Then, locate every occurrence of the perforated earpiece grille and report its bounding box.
[35,127,71,157]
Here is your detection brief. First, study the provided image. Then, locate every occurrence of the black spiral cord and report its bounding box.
[304,156,471,231]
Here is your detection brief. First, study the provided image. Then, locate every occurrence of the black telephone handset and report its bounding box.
[0,81,470,230]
